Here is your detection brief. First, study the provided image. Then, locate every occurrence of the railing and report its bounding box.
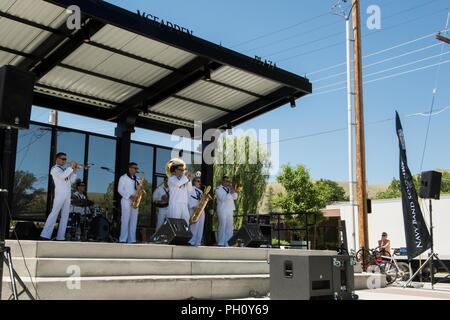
[233,212,317,249]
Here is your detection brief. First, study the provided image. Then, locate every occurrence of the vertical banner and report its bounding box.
[396,111,431,260]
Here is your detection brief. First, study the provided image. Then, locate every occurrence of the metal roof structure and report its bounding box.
[0,0,312,135]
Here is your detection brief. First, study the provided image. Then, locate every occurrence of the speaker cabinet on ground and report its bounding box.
[0,65,35,129]
[151,218,192,245]
[270,254,357,300]
[419,171,442,200]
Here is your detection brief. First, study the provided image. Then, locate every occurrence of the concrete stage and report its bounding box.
[2,240,341,300]
[2,240,386,300]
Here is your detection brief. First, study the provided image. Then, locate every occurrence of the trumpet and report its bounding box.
[69,161,93,169]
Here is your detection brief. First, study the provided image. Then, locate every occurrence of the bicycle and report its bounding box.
[390,248,411,281]
[356,247,399,285]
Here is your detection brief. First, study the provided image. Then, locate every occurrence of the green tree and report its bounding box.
[265,186,275,213]
[213,135,270,229]
[315,179,348,204]
[375,178,401,199]
[375,175,422,200]
[440,170,450,194]
[272,165,326,228]
[12,170,46,215]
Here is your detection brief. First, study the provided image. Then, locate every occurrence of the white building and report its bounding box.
[326,195,450,260]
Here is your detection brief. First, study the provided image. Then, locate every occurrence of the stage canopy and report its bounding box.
[0,0,312,135]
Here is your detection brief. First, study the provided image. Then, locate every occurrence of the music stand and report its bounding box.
[404,199,450,288]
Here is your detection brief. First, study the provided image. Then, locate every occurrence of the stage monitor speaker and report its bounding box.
[419,171,442,200]
[0,65,35,129]
[151,218,192,245]
[14,222,40,240]
[270,254,357,300]
[230,223,267,247]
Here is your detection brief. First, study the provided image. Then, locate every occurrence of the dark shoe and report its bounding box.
[40,236,51,241]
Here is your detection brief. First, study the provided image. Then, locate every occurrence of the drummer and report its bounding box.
[71,180,93,216]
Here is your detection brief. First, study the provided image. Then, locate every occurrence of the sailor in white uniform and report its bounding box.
[41,152,77,240]
[216,176,238,246]
[118,162,140,243]
[188,177,205,246]
[167,164,192,225]
[152,176,170,231]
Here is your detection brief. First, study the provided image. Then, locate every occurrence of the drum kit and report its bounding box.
[65,198,113,242]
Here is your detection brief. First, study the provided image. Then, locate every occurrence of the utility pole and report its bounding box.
[436,33,450,44]
[331,0,357,253]
[352,0,369,258]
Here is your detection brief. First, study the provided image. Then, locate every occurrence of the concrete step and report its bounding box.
[1,274,269,300]
[4,257,270,277]
[5,240,337,260]
[354,273,387,290]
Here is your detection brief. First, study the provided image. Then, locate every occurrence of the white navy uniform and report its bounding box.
[168,175,192,225]
[152,185,170,231]
[188,187,205,246]
[71,191,91,215]
[216,185,238,246]
[41,165,77,240]
[118,173,140,243]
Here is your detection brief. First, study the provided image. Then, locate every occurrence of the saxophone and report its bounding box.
[190,186,212,224]
[132,173,146,209]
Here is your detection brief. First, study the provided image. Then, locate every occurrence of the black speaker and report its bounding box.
[367,199,372,214]
[419,171,442,200]
[0,65,35,129]
[151,218,192,245]
[270,254,357,300]
[230,223,267,247]
[13,222,40,240]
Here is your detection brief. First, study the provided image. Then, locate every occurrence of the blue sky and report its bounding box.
[31,0,450,185]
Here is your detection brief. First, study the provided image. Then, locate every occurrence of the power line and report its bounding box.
[409,105,450,117]
[312,58,450,96]
[313,43,442,83]
[308,32,439,77]
[278,7,447,64]
[245,21,342,53]
[314,50,450,91]
[264,105,450,146]
[260,30,343,58]
[230,11,331,49]
[419,8,450,172]
[267,0,440,58]
[241,0,398,53]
